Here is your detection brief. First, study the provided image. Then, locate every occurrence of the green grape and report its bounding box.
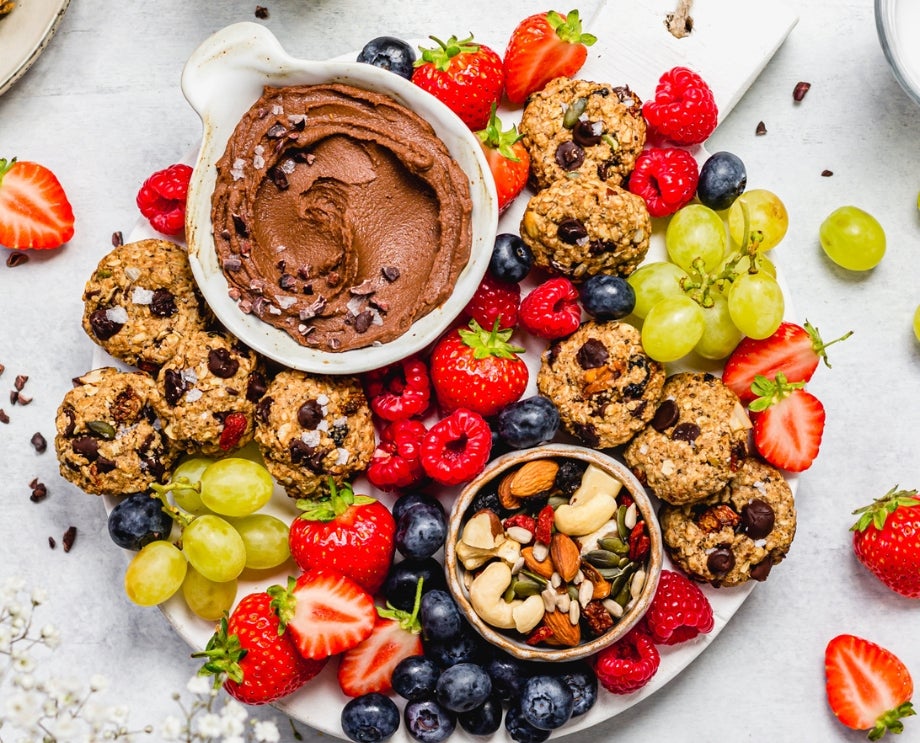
[124,540,187,607]
[641,296,705,362]
[819,206,886,270]
[694,291,744,360]
[232,513,291,570]
[728,189,789,252]
[627,262,689,319]
[199,457,274,517]
[913,304,920,342]
[181,566,237,621]
[170,457,214,515]
[665,204,727,272]
[182,514,247,583]
[728,273,785,339]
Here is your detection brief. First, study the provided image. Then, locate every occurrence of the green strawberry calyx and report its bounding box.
[267,576,298,634]
[547,10,597,47]
[458,318,525,361]
[0,156,17,185]
[850,484,920,533]
[377,578,424,635]
[192,615,247,687]
[802,319,853,369]
[748,372,805,412]
[415,34,480,71]
[477,104,524,162]
[295,477,375,522]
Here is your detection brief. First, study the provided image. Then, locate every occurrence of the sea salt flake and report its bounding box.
[287,114,308,125]
[316,394,330,406]
[301,430,321,447]
[131,287,154,305]
[231,158,246,180]
[317,419,329,432]
[277,296,297,310]
[253,145,265,170]
[185,388,203,403]
[335,448,350,465]
[180,368,199,385]
[271,105,284,115]
[105,306,129,324]
[124,267,142,281]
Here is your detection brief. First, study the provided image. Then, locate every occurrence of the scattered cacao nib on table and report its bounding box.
[793,81,811,102]
[6,252,28,268]
[31,432,47,453]
[30,478,48,502]
[255,5,268,18]
[755,121,767,136]
[62,526,77,552]
[112,230,123,247]
[0,409,8,424]
[822,169,833,177]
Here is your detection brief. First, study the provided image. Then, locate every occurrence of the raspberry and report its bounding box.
[464,273,520,330]
[363,356,431,421]
[136,163,193,236]
[642,66,718,146]
[366,418,428,492]
[593,627,661,694]
[643,569,715,645]
[420,408,492,486]
[519,277,581,339]
[627,147,699,218]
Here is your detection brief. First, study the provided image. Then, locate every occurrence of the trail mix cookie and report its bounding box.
[81,238,211,371]
[519,76,646,190]
[537,321,665,448]
[154,330,266,456]
[54,367,177,496]
[660,456,797,587]
[623,372,751,506]
[254,370,375,497]
[520,177,651,279]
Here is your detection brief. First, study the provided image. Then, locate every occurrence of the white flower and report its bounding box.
[43,714,82,739]
[30,587,47,605]
[186,674,212,696]
[2,575,26,596]
[0,623,12,651]
[194,711,224,737]
[253,720,281,742]
[220,715,246,737]
[222,736,245,743]
[7,600,24,617]
[220,698,248,723]
[159,715,185,740]
[41,623,61,648]
[12,672,34,690]
[108,704,130,724]
[89,674,109,692]
[11,651,35,674]
[3,690,43,729]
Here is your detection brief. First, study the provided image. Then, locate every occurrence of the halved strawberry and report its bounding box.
[749,373,825,472]
[504,9,597,105]
[476,104,531,214]
[0,157,75,250]
[825,633,915,740]
[722,320,852,404]
[269,569,376,661]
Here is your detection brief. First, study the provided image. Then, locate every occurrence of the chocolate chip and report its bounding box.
[232,213,249,237]
[71,436,100,461]
[31,432,47,453]
[62,526,77,553]
[557,218,588,245]
[89,308,124,340]
[572,119,603,147]
[297,399,323,429]
[256,396,273,423]
[208,348,240,378]
[246,371,267,403]
[95,457,117,474]
[354,310,374,334]
[576,338,609,369]
[750,560,772,581]
[555,141,585,171]
[269,165,289,190]
[149,289,178,318]
[707,547,735,575]
[61,407,75,436]
[163,368,186,406]
[651,399,679,431]
[289,439,324,471]
[573,421,600,448]
[740,499,776,539]
[671,422,701,443]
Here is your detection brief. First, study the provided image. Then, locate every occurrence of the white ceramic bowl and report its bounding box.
[875,0,920,106]
[180,22,498,374]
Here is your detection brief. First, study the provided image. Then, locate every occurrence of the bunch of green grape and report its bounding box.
[123,452,290,620]
[628,188,789,363]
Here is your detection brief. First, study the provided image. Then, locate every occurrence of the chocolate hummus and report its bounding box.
[211,83,474,352]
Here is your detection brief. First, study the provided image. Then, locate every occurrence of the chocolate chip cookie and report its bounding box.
[519,76,646,190]
[54,366,177,496]
[537,320,665,448]
[153,330,266,456]
[520,176,651,280]
[81,238,211,371]
[659,456,796,586]
[254,369,375,497]
[623,372,751,505]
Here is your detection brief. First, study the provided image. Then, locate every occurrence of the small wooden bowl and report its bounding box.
[444,443,662,662]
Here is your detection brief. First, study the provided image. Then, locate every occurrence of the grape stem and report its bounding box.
[148,479,197,528]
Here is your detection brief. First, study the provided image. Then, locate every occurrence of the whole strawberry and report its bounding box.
[430,318,529,417]
[136,162,193,237]
[476,105,531,214]
[289,479,396,595]
[851,486,920,599]
[411,34,504,131]
[642,66,718,146]
[643,569,714,645]
[195,591,326,705]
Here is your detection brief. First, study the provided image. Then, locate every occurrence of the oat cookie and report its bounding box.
[520,177,651,279]
[82,239,211,371]
[623,372,750,505]
[254,370,375,497]
[153,330,265,456]
[519,76,646,190]
[54,367,177,496]
[660,456,796,587]
[537,321,665,448]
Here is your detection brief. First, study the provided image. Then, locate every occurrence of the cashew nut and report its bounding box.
[456,534,521,570]
[554,464,622,536]
[469,561,545,632]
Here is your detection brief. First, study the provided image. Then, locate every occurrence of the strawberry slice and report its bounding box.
[722,320,852,404]
[337,579,425,697]
[825,634,915,740]
[0,157,75,250]
[269,569,376,661]
[749,373,825,473]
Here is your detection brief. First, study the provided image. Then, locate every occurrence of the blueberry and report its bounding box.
[383,557,446,612]
[395,502,447,560]
[392,491,445,523]
[557,661,598,717]
[504,703,551,743]
[578,274,636,320]
[403,699,456,743]
[489,233,534,283]
[484,654,530,703]
[697,151,747,211]
[107,492,173,550]
[497,396,561,449]
[356,36,417,80]
[424,624,487,668]
[420,589,463,641]
[458,692,503,736]
[465,487,513,520]
[519,675,575,730]
[435,662,492,712]
[392,655,441,701]
[341,692,400,743]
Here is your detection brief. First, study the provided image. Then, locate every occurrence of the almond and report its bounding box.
[508,459,559,498]
[497,474,522,510]
[543,607,581,646]
[579,561,611,600]
[522,545,554,579]
[550,532,581,583]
